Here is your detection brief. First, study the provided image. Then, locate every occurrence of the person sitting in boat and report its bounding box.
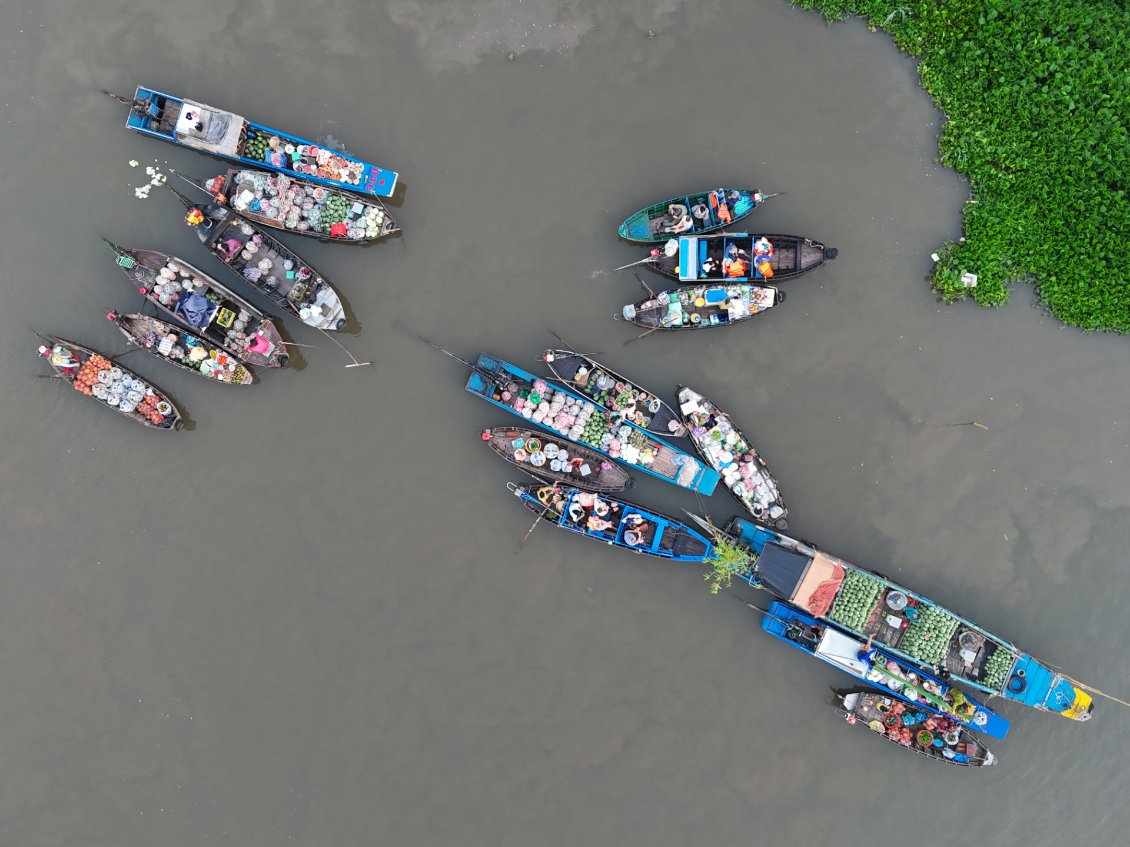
[702,256,721,277]
[39,345,79,374]
[586,514,615,534]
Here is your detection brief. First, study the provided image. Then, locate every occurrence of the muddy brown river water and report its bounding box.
[2,1,1128,844]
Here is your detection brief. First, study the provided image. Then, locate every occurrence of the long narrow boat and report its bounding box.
[760,600,1010,739]
[482,427,635,492]
[107,312,254,385]
[463,352,719,495]
[108,86,398,197]
[621,283,784,331]
[103,241,288,368]
[167,186,347,331]
[36,335,184,430]
[187,168,400,243]
[639,233,836,283]
[618,189,766,242]
[676,386,787,528]
[509,483,713,562]
[836,689,996,767]
[541,349,687,437]
[723,517,1094,722]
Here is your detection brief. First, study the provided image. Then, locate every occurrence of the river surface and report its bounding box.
[2,1,1128,844]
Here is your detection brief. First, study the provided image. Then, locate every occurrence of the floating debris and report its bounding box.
[128,159,139,167]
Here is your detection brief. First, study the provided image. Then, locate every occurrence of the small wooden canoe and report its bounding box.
[187,168,400,243]
[36,335,184,430]
[108,312,254,385]
[676,386,787,528]
[542,349,687,437]
[508,482,714,562]
[837,690,996,767]
[641,233,836,282]
[483,427,634,492]
[619,189,766,242]
[621,283,784,331]
[103,241,288,368]
[167,185,348,330]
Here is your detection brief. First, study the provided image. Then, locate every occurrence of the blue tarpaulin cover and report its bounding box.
[175,291,214,329]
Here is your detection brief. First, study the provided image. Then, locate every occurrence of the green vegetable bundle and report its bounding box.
[828,570,883,631]
[900,606,959,667]
[981,645,1016,690]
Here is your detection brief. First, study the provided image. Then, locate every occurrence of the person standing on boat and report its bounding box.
[857,635,878,667]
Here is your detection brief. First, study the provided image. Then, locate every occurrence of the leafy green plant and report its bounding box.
[704,537,755,595]
[794,0,1130,332]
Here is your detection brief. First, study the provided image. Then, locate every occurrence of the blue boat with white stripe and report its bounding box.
[107,86,398,198]
[464,353,719,496]
[760,601,1011,740]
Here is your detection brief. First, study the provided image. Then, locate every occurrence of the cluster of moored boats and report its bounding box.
[613,189,836,335]
[434,188,1096,768]
[37,85,401,428]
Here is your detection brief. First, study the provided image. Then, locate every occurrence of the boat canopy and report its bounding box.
[815,629,870,675]
[756,541,813,600]
[174,100,244,156]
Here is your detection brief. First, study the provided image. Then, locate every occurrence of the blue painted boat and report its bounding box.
[464,353,719,495]
[641,233,836,283]
[760,600,1011,740]
[108,86,398,198]
[509,483,714,562]
[618,189,766,242]
[724,517,1094,722]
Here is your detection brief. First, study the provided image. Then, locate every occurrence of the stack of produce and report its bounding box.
[242,132,363,185]
[227,171,388,239]
[576,368,658,430]
[900,606,960,667]
[73,357,170,425]
[499,379,660,470]
[828,570,883,631]
[981,646,1017,690]
[71,353,112,396]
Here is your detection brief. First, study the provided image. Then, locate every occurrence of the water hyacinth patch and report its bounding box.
[796,0,1130,332]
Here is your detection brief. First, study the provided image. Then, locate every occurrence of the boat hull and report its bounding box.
[646,233,835,283]
[618,189,763,242]
[760,601,1010,739]
[483,428,635,492]
[510,483,713,562]
[111,313,254,385]
[121,86,398,197]
[622,283,783,331]
[464,353,719,495]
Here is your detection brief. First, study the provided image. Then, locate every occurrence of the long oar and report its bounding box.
[613,256,657,272]
[622,326,661,347]
[1063,678,1130,710]
[547,330,603,359]
[513,483,562,553]
[758,191,786,203]
[633,272,655,297]
[317,329,372,368]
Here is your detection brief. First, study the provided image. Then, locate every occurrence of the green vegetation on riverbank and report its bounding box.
[796,1,1129,332]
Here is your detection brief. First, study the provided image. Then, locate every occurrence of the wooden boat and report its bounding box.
[639,233,836,283]
[103,241,288,368]
[509,482,714,562]
[621,283,784,331]
[107,312,254,385]
[676,386,787,528]
[186,168,400,243]
[482,427,635,492]
[836,689,996,767]
[759,600,1011,739]
[107,86,398,197]
[36,335,184,430]
[541,349,687,437]
[618,189,766,242]
[463,352,719,495]
[167,186,347,331]
[721,518,1095,722]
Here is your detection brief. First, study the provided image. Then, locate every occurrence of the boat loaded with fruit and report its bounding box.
[714,517,1094,722]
